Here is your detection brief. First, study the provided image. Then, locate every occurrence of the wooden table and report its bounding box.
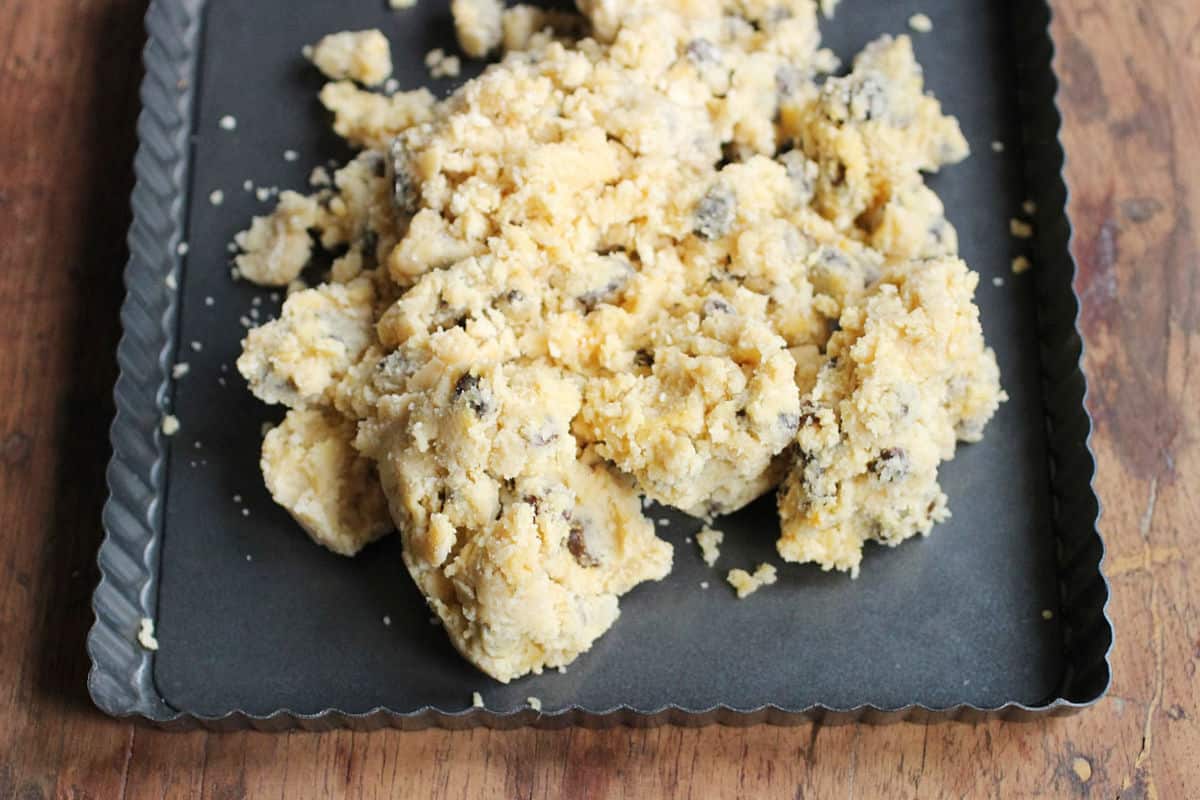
[1,1,1196,797]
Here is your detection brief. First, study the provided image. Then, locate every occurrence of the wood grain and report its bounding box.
[0,1,1197,797]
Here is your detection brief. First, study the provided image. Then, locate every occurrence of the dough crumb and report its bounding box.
[309,166,332,187]
[209,189,224,207]
[819,0,841,18]
[176,241,189,256]
[908,13,933,33]
[383,615,392,626]
[218,115,237,131]
[234,191,320,286]
[1022,199,1037,215]
[696,526,724,567]
[527,696,542,712]
[700,581,710,590]
[1010,218,1034,239]
[1041,609,1054,620]
[992,276,1005,287]
[1012,255,1032,274]
[424,48,462,79]
[161,415,180,436]
[172,363,190,379]
[472,691,484,708]
[137,617,159,651]
[390,0,418,8]
[1071,757,1092,783]
[452,0,503,59]
[727,564,778,599]
[284,149,299,162]
[991,140,1005,153]
[165,273,178,290]
[308,30,393,86]
[557,665,567,674]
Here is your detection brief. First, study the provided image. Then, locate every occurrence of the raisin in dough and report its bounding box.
[776,258,1005,576]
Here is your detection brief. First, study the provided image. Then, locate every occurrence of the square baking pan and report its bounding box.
[88,0,1112,729]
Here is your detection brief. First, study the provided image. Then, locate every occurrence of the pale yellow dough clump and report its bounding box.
[236,0,1003,682]
[307,30,393,87]
[452,0,505,58]
[777,258,1005,576]
[262,408,393,556]
[727,563,778,597]
[234,192,321,287]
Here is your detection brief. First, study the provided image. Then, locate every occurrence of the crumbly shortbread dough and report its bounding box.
[262,408,393,556]
[777,258,1004,576]
[452,0,504,58]
[500,5,588,53]
[308,30,393,86]
[318,83,437,151]
[234,192,321,286]
[238,277,379,409]
[781,35,968,254]
[235,1,1003,681]
[357,360,672,682]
